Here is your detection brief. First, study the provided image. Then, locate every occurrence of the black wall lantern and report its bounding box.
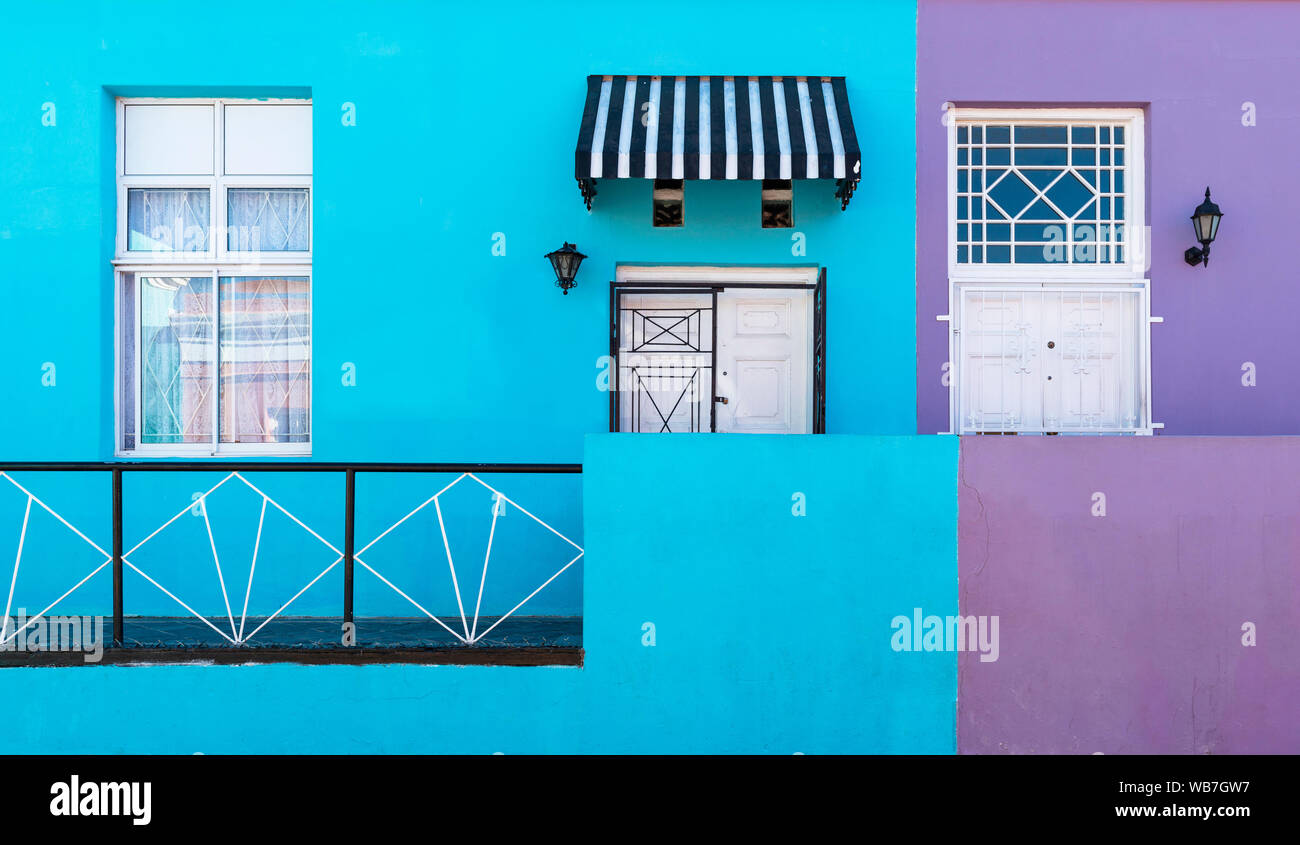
[545,242,586,295]
[1184,187,1223,267]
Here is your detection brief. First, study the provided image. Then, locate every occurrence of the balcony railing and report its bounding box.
[0,462,583,666]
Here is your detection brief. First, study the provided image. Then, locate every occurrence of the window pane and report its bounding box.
[123,105,215,175]
[955,120,1129,265]
[139,276,214,445]
[219,276,311,444]
[127,189,210,252]
[121,275,136,451]
[227,189,309,251]
[223,105,312,175]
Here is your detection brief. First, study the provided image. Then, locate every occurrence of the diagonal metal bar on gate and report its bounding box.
[237,496,269,643]
[433,496,471,641]
[241,555,343,643]
[470,551,584,643]
[353,555,469,643]
[469,499,502,643]
[353,473,468,558]
[120,558,237,644]
[0,557,112,646]
[234,473,343,557]
[199,497,239,642]
[0,472,112,559]
[122,472,238,558]
[464,475,584,552]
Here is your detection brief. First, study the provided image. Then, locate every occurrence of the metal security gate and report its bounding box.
[610,273,827,433]
[611,288,715,432]
[954,285,1148,434]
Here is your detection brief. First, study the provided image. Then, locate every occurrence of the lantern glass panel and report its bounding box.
[1194,213,1220,244]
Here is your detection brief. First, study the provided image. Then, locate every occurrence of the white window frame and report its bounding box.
[114,97,312,456]
[115,265,313,458]
[946,107,1146,281]
[942,107,1160,435]
[616,264,819,288]
[115,98,312,265]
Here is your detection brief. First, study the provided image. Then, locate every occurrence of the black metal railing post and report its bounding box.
[343,468,355,639]
[111,467,123,646]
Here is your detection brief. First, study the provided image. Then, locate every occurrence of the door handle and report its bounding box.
[714,396,729,404]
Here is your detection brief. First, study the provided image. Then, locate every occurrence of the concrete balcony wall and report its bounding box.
[958,436,1300,754]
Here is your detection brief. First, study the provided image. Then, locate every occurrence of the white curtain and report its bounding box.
[127,189,209,252]
[226,189,309,251]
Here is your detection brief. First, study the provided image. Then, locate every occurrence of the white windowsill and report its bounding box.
[115,450,313,459]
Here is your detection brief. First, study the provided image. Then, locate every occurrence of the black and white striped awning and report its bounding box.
[574,75,861,210]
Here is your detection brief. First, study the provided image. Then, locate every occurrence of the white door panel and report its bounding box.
[1044,291,1141,431]
[960,290,1043,431]
[716,291,810,434]
[730,358,790,429]
[957,286,1145,433]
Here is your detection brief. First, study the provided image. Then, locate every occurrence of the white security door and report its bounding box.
[714,290,812,433]
[1041,289,1143,432]
[957,287,1146,433]
[958,288,1046,432]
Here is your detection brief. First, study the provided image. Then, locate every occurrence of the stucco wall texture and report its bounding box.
[958,436,1300,754]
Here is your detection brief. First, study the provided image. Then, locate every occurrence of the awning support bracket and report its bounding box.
[578,177,597,211]
[835,178,859,211]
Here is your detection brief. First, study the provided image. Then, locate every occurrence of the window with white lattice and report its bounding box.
[944,108,1156,435]
[114,98,312,455]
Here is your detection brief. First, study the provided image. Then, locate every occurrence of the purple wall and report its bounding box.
[918,0,1300,434]
[958,436,1300,754]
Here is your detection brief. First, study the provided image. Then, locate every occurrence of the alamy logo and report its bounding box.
[50,775,151,825]
[1,611,104,662]
[890,608,999,663]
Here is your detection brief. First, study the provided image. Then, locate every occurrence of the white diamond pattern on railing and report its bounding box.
[355,473,583,645]
[0,473,113,646]
[0,471,580,648]
[122,472,342,644]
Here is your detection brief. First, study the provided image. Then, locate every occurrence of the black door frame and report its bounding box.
[609,272,827,433]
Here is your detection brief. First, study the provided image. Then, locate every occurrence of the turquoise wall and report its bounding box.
[0,0,917,462]
[0,0,917,626]
[0,436,956,753]
[581,434,957,752]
